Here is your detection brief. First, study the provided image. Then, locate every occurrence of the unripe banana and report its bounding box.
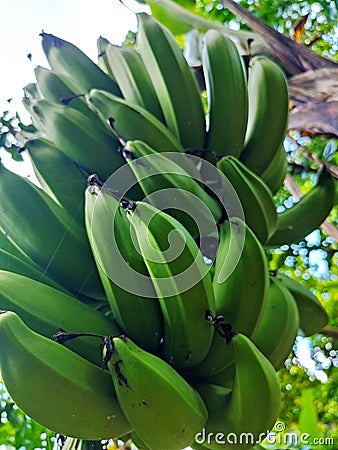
[130,432,152,450]
[266,170,336,247]
[40,32,121,96]
[23,82,42,101]
[85,183,163,354]
[30,99,125,181]
[97,36,116,78]
[86,89,184,153]
[106,335,208,450]
[22,93,45,132]
[0,270,119,365]
[126,201,215,368]
[0,227,68,292]
[216,156,277,244]
[201,363,236,390]
[183,330,234,381]
[198,334,280,450]
[0,249,67,292]
[240,55,289,175]
[260,145,288,195]
[251,276,299,371]
[137,13,206,148]
[0,311,131,440]
[25,137,88,226]
[213,218,269,336]
[202,29,248,157]
[102,44,164,122]
[192,381,232,412]
[34,65,99,122]
[276,272,328,335]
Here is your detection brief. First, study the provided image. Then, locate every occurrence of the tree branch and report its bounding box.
[319,326,338,340]
[219,0,338,75]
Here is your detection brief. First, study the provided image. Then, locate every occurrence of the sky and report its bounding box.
[0,0,148,176]
[0,0,147,119]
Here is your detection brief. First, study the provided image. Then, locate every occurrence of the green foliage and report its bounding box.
[0,111,23,161]
[0,380,54,449]
[194,0,338,59]
[277,358,338,447]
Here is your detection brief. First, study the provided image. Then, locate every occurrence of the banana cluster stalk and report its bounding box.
[0,11,335,450]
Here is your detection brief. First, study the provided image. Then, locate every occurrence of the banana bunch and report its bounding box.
[0,10,335,450]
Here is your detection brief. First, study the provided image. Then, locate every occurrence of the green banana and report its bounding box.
[23,82,42,102]
[276,272,328,335]
[266,170,336,247]
[86,89,184,153]
[127,201,215,368]
[251,276,299,371]
[130,432,152,450]
[187,218,269,379]
[97,36,115,77]
[40,32,121,96]
[137,13,206,148]
[106,335,208,450]
[0,310,131,440]
[200,363,236,390]
[0,249,67,292]
[196,333,280,450]
[85,182,163,354]
[0,228,66,291]
[0,270,119,366]
[103,44,164,122]
[202,29,248,157]
[24,137,88,226]
[22,94,45,133]
[213,218,269,335]
[0,227,31,260]
[0,162,105,300]
[260,145,288,195]
[192,381,232,411]
[183,331,234,381]
[240,55,289,175]
[124,140,222,237]
[30,99,125,180]
[216,156,277,244]
[34,65,99,121]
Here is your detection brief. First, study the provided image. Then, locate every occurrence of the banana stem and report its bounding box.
[53,330,106,344]
[205,309,237,342]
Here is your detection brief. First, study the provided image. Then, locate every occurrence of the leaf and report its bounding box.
[298,388,319,438]
[144,0,262,53]
[290,14,309,43]
[145,0,199,35]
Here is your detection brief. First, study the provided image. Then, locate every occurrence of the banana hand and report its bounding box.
[202,29,248,157]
